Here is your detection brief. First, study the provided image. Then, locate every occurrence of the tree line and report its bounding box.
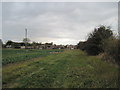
[77,25,120,65]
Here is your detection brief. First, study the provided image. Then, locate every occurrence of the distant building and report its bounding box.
[4,40,77,50]
[66,45,77,49]
[5,40,26,49]
[44,42,53,49]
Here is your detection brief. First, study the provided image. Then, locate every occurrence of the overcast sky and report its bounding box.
[2,2,118,45]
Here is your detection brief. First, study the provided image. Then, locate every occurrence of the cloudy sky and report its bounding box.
[2,2,118,45]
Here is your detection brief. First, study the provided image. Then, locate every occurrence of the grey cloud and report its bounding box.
[2,2,118,45]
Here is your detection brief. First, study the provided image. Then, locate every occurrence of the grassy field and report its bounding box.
[2,49,119,88]
[2,49,63,65]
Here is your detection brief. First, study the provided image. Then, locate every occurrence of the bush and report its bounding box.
[77,41,86,51]
[102,36,120,65]
[85,25,113,55]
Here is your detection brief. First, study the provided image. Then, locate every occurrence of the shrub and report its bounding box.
[85,25,113,55]
[102,36,120,65]
[77,41,86,51]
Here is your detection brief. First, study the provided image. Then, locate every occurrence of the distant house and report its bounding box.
[5,40,14,48]
[44,42,53,49]
[52,44,59,49]
[13,43,21,48]
[4,40,77,50]
[5,40,26,49]
[38,43,66,50]
[66,45,77,49]
[57,45,65,49]
[39,44,45,49]
[20,43,25,49]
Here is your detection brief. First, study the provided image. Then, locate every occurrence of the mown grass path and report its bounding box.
[3,50,119,88]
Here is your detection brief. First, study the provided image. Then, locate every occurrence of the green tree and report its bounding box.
[32,41,37,49]
[23,38,30,43]
[85,25,113,55]
[77,41,86,51]
[6,40,14,45]
[23,38,30,49]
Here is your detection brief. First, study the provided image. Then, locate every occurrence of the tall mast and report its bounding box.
[25,28,27,49]
[25,28,27,40]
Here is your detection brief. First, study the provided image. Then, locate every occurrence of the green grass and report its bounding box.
[2,49,119,88]
[2,49,63,65]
